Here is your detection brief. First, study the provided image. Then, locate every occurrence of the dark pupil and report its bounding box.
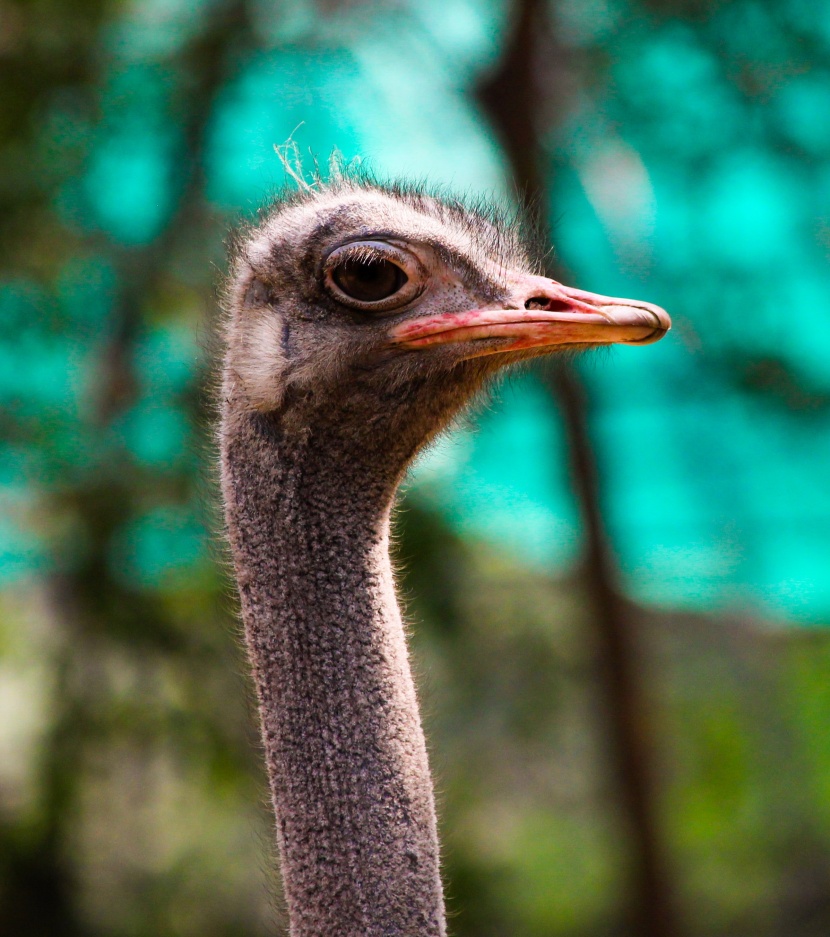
[332,258,406,303]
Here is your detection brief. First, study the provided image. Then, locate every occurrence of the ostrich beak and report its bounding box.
[389,278,670,355]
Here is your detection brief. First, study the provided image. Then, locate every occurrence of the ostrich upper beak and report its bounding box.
[389,277,670,356]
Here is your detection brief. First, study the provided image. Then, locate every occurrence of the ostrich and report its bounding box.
[218,174,669,937]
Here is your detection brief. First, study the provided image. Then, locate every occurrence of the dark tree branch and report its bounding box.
[477,3,682,936]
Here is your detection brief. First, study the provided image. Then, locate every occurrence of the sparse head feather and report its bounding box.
[230,160,542,281]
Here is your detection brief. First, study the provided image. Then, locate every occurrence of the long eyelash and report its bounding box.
[329,245,391,268]
[322,244,407,284]
[349,245,387,265]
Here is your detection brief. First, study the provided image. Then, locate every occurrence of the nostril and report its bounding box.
[524,297,571,312]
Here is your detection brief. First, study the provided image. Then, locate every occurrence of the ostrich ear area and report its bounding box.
[227,307,290,411]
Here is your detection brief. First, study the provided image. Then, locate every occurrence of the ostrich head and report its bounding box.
[221,177,669,463]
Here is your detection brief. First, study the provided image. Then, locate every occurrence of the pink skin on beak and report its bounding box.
[389,274,670,355]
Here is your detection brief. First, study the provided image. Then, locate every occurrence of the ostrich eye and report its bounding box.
[331,258,407,303]
[323,240,425,311]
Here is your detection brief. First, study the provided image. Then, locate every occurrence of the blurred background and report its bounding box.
[2,0,830,935]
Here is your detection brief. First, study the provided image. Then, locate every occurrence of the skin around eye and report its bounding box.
[322,239,428,311]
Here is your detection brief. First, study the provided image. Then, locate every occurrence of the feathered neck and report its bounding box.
[220,405,446,937]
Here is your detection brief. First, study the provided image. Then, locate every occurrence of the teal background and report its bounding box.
[3,1,830,935]
[6,0,830,619]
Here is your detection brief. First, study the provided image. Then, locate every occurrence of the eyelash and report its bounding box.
[323,244,403,276]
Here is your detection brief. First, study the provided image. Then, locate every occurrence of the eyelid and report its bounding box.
[322,239,419,274]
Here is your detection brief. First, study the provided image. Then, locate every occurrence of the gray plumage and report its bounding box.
[217,173,668,937]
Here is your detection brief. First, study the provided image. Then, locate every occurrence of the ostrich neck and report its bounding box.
[221,409,446,937]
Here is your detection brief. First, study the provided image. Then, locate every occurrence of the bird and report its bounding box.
[217,170,669,937]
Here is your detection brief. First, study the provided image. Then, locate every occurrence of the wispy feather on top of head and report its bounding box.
[230,141,548,274]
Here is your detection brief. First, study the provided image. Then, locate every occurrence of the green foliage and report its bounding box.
[2,0,830,934]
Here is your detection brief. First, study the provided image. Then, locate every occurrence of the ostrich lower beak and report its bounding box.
[389,282,670,355]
